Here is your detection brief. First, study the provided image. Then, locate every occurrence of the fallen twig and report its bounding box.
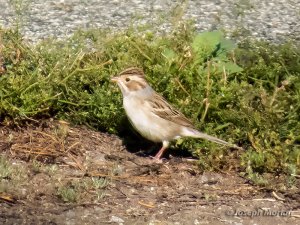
[272,191,285,201]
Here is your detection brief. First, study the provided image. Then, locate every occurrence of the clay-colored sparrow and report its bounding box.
[111,67,241,160]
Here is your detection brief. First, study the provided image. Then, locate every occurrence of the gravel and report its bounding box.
[0,0,299,43]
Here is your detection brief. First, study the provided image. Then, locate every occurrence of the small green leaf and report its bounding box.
[191,31,223,53]
[220,38,236,52]
[161,48,177,62]
[221,62,244,74]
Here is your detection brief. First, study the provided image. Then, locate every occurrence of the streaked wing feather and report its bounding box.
[146,93,195,128]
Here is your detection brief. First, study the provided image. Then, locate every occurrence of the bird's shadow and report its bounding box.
[118,127,158,157]
[117,118,194,159]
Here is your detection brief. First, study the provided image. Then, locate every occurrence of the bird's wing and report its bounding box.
[145,93,195,128]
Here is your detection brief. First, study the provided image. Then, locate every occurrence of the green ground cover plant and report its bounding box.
[0,22,299,185]
[0,156,28,197]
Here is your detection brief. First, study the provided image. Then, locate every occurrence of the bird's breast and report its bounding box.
[123,96,178,142]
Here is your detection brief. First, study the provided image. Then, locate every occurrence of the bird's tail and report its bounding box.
[183,128,243,150]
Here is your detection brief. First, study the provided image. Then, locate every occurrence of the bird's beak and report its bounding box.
[110,76,118,83]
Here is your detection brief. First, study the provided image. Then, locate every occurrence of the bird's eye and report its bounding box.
[125,77,130,82]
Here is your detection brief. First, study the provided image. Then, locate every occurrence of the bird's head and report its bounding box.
[111,67,151,96]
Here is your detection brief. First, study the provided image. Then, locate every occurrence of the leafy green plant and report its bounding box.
[0,156,28,194]
[57,185,78,203]
[56,177,109,203]
[91,177,109,189]
[0,156,14,179]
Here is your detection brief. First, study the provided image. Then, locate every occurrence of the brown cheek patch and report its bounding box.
[126,81,147,91]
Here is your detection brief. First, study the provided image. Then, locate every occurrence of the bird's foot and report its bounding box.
[149,155,164,164]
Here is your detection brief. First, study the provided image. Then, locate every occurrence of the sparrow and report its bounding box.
[111,67,241,160]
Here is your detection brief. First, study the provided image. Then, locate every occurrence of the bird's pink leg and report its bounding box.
[154,141,169,160]
[154,146,167,160]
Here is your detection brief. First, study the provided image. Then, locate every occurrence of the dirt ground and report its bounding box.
[0,120,299,225]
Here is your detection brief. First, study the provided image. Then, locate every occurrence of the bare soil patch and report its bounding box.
[0,120,299,225]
